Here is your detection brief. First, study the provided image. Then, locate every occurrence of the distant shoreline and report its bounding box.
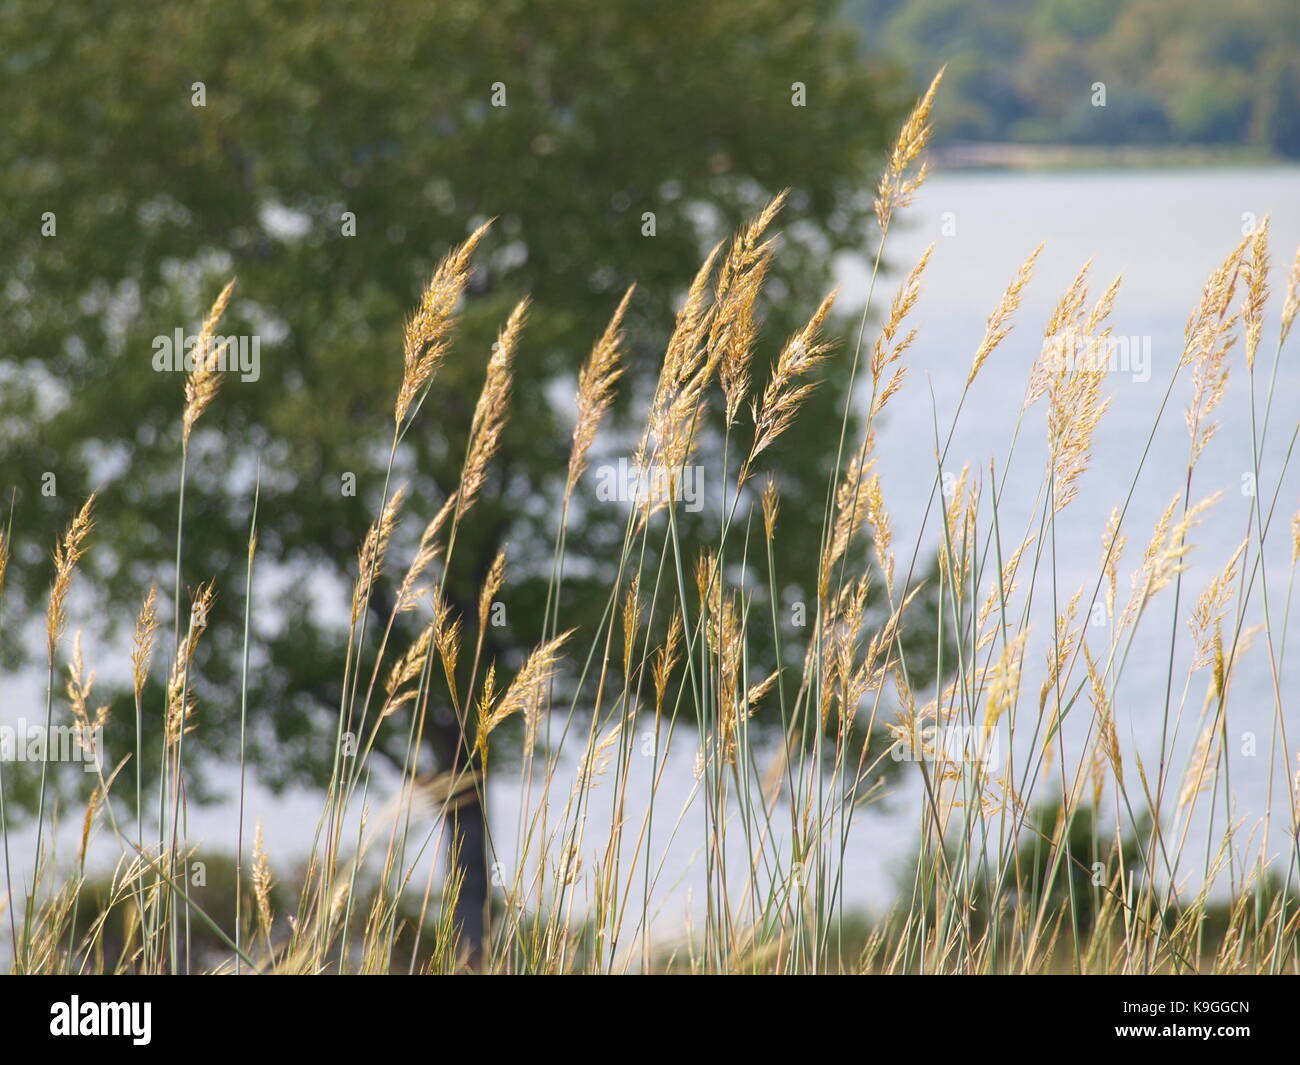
[930,142,1294,171]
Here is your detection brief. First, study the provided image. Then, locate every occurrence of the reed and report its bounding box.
[5,76,1300,975]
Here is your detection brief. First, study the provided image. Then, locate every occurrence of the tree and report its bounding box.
[1,0,916,955]
[848,0,1300,155]
[900,800,1153,944]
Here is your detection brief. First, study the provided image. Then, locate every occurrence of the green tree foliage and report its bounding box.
[850,0,1300,155]
[900,800,1153,942]
[2,1,945,944]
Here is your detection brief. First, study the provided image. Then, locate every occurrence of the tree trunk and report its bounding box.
[367,587,491,967]
[430,712,488,966]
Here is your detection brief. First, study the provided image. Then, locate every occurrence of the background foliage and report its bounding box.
[849,0,1300,155]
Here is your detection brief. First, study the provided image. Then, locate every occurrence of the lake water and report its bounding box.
[836,165,1300,905]
[7,166,1300,942]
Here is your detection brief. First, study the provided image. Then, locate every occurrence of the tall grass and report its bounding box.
[5,74,1300,974]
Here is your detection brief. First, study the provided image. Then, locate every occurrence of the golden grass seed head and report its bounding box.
[395,222,491,427]
[182,279,236,445]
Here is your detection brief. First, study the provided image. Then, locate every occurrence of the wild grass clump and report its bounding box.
[4,72,1299,974]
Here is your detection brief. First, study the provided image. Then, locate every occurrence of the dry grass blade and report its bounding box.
[717,193,787,424]
[131,585,160,697]
[760,476,780,541]
[395,495,456,613]
[1241,218,1270,370]
[66,633,110,753]
[396,222,492,427]
[568,287,634,494]
[983,628,1029,728]
[822,431,875,593]
[874,67,944,231]
[1281,243,1300,345]
[635,244,722,491]
[477,629,573,760]
[478,548,507,632]
[869,244,932,416]
[743,290,838,485]
[21,65,1300,976]
[182,279,236,444]
[458,298,528,521]
[381,620,435,719]
[968,244,1043,386]
[1182,234,1249,369]
[46,493,96,660]
[252,823,274,940]
[1048,348,1111,512]
[351,485,408,626]
[165,581,216,744]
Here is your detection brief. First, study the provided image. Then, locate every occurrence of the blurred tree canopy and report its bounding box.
[2,0,952,939]
[849,0,1300,156]
[1,0,917,780]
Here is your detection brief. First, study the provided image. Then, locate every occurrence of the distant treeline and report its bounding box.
[849,0,1300,156]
